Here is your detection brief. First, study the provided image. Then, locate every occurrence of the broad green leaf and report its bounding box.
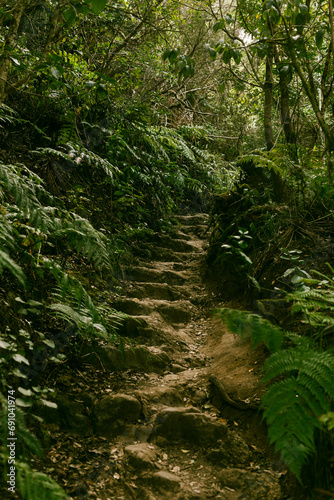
[40,399,58,409]
[42,339,55,348]
[51,67,62,79]
[205,45,217,61]
[86,0,108,14]
[231,48,241,64]
[299,4,308,14]
[269,6,280,24]
[18,387,33,396]
[178,60,186,70]
[169,48,180,63]
[13,353,30,365]
[213,19,225,32]
[63,6,77,25]
[222,49,231,64]
[96,84,108,99]
[316,29,325,49]
[162,48,172,60]
[16,398,33,407]
[85,81,96,88]
[295,12,306,25]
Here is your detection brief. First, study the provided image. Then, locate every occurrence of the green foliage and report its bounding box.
[286,265,334,342]
[261,345,334,480]
[0,397,68,499]
[214,308,283,353]
[215,305,334,482]
[48,266,126,341]
[16,463,68,500]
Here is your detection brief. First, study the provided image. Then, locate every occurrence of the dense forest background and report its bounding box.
[1,0,334,498]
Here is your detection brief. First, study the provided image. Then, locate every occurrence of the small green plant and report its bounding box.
[279,249,311,292]
[286,264,334,344]
[216,227,253,274]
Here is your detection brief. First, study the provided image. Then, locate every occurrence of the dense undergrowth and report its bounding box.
[210,147,334,494]
[2,0,334,497]
[0,94,230,498]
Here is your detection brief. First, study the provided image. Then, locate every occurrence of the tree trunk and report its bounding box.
[264,49,274,151]
[0,0,26,106]
[274,53,297,160]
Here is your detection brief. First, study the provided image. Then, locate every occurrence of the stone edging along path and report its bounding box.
[44,213,285,499]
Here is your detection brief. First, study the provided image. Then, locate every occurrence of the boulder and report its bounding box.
[57,396,92,436]
[94,393,141,437]
[218,468,281,499]
[151,407,228,445]
[150,471,181,493]
[125,443,158,469]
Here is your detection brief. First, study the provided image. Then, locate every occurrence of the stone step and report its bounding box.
[175,213,210,226]
[168,230,193,241]
[156,234,202,253]
[80,343,170,373]
[113,298,194,324]
[140,247,195,263]
[179,224,209,237]
[122,266,188,285]
[126,283,191,301]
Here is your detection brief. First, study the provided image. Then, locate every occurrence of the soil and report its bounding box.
[11,213,309,499]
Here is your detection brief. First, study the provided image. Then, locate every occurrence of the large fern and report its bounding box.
[0,398,68,499]
[261,344,334,479]
[53,213,112,269]
[214,307,284,353]
[0,212,26,285]
[214,307,334,481]
[286,265,334,337]
[16,462,68,500]
[238,148,299,180]
[44,260,126,341]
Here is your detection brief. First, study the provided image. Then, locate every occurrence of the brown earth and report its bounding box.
[31,213,303,499]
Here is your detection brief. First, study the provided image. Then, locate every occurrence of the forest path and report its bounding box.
[42,214,284,499]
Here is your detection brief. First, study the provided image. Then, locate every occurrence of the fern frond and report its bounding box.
[0,249,25,285]
[261,346,334,479]
[0,103,17,127]
[16,461,68,500]
[0,163,54,230]
[214,307,283,352]
[44,261,126,340]
[56,213,111,268]
[287,269,334,333]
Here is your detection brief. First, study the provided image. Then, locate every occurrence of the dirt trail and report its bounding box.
[41,213,285,499]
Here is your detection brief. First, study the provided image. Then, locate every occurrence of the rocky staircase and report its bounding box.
[45,214,284,499]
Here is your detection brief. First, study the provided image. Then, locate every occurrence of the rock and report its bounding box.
[125,443,157,469]
[218,468,281,499]
[111,298,153,315]
[174,214,209,226]
[151,470,181,493]
[127,283,189,301]
[158,302,192,323]
[171,363,186,373]
[191,389,207,405]
[157,235,200,253]
[81,342,169,372]
[57,396,92,436]
[123,266,187,285]
[206,432,250,466]
[151,407,228,445]
[94,394,141,437]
